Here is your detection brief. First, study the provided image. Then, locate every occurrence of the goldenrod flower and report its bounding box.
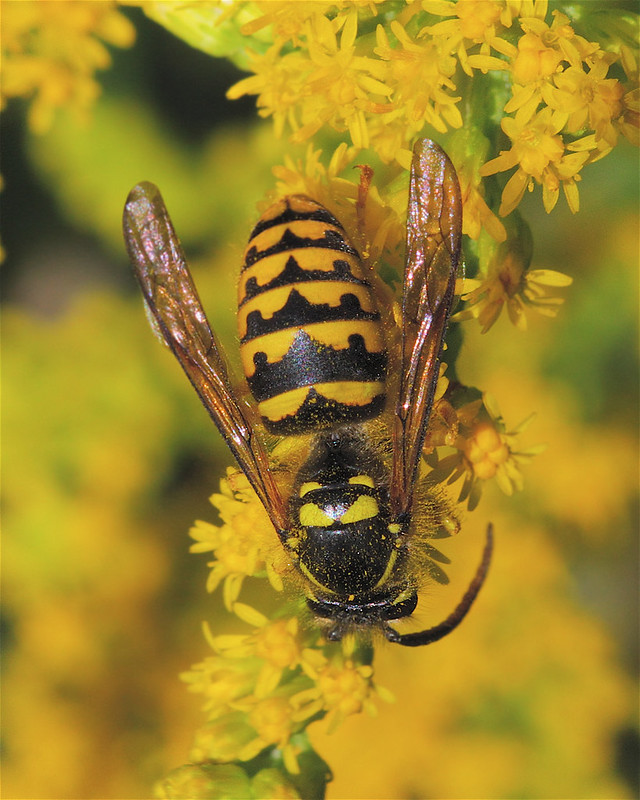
[185,639,308,771]
[84,3,637,796]
[543,56,624,146]
[374,21,462,137]
[463,420,511,481]
[226,43,307,139]
[205,613,307,699]
[480,106,592,214]
[130,0,637,220]
[1,0,134,132]
[272,141,404,268]
[243,696,300,766]
[422,0,517,76]
[426,393,543,509]
[190,469,284,609]
[511,28,563,84]
[182,536,391,778]
[271,142,356,214]
[293,11,392,148]
[230,10,391,148]
[294,648,391,733]
[239,1,337,45]
[223,0,640,229]
[517,10,598,71]
[457,237,573,332]
[156,762,301,800]
[181,452,401,785]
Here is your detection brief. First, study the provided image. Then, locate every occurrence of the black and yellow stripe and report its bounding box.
[287,438,402,596]
[239,195,387,433]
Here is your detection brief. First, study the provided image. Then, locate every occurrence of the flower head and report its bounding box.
[375,21,462,137]
[422,0,517,76]
[457,233,573,333]
[1,0,135,132]
[426,392,544,509]
[227,43,307,139]
[480,107,592,215]
[240,2,337,46]
[183,578,390,776]
[190,468,288,608]
[543,55,624,146]
[229,10,391,149]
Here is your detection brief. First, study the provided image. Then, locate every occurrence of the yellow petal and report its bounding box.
[233,602,268,628]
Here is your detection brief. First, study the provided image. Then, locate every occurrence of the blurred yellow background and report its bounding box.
[2,5,638,799]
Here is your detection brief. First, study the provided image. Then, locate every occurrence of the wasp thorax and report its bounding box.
[286,433,406,599]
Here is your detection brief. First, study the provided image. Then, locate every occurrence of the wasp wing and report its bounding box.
[123,182,288,531]
[390,140,462,518]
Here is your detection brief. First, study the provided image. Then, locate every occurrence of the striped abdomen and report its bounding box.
[238,195,387,434]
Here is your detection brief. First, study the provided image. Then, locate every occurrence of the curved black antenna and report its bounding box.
[387,524,493,647]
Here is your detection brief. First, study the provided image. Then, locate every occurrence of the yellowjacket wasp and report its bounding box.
[123,139,492,646]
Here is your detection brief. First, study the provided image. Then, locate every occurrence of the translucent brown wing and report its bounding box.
[123,182,288,532]
[390,140,462,518]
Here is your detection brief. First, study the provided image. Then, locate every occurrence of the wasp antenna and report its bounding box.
[391,525,493,647]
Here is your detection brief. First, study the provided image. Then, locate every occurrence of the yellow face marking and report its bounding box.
[299,481,322,497]
[240,320,385,375]
[339,494,379,524]
[299,502,335,528]
[238,282,378,338]
[348,475,375,488]
[258,381,385,422]
[238,249,364,302]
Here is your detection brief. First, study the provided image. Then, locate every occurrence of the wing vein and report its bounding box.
[123,182,288,531]
[390,140,462,518]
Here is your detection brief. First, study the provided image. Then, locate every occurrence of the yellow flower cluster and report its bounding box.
[228,0,637,217]
[227,6,465,159]
[1,0,135,132]
[2,1,633,336]
[190,469,284,609]
[156,762,302,800]
[478,9,637,215]
[218,0,635,331]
